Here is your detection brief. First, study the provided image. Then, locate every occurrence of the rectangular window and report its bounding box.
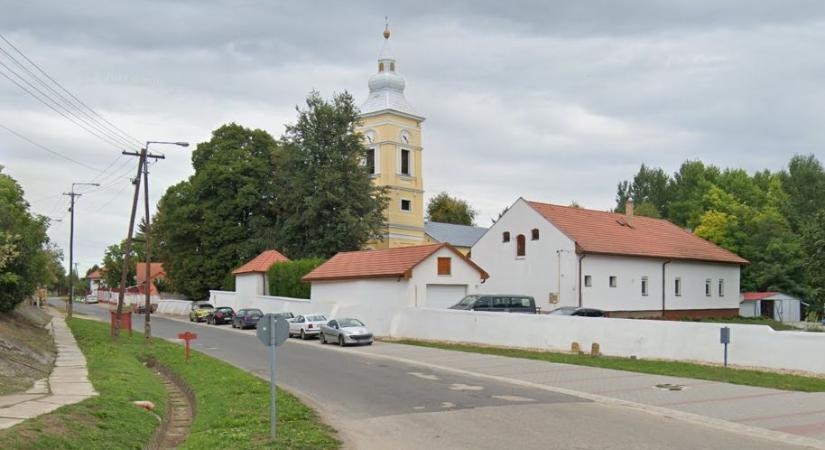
[437,257,451,276]
[401,149,410,175]
[641,276,649,296]
[401,199,411,212]
[675,277,682,297]
[584,275,592,287]
[705,279,712,297]
[502,232,510,243]
[366,148,375,174]
[609,276,617,288]
[718,279,725,297]
[531,228,540,240]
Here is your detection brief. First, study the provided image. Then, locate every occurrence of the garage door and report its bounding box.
[425,284,468,309]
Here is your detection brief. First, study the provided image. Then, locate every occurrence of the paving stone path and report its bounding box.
[0,311,97,430]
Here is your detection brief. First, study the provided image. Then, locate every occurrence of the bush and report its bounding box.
[268,258,325,299]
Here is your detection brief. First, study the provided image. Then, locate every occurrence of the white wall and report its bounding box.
[311,279,409,336]
[472,199,577,310]
[409,246,485,307]
[739,301,758,317]
[391,308,825,374]
[157,299,192,315]
[581,256,741,312]
[235,273,265,309]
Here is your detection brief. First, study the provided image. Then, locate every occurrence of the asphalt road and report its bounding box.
[58,300,809,450]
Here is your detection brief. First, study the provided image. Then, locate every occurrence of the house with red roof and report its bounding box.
[740,292,803,323]
[303,243,489,314]
[471,198,749,319]
[86,268,104,295]
[136,262,166,296]
[232,250,290,304]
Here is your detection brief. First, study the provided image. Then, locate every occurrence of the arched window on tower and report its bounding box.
[516,234,526,257]
[379,62,385,72]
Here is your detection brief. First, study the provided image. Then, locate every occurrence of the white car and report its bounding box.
[288,314,327,340]
[319,318,373,346]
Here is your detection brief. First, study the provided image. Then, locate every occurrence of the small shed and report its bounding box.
[232,250,290,298]
[740,292,803,323]
[303,243,489,312]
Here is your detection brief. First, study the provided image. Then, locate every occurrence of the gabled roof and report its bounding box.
[136,263,165,283]
[86,269,103,280]
[526,200,749,265]
[742,292,780,302]
[303,243,489,282]
[232,250,290,275]
[425,221,488,248]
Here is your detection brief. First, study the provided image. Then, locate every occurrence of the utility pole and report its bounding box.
[64,182,99,319]
[115,140,187,340]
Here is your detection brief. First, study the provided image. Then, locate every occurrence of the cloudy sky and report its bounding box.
[2,1,824,274]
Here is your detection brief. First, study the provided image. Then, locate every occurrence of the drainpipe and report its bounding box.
[578,254,586,307]
[662,261,671,317]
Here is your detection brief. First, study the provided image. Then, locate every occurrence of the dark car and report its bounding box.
[207,306,235,325]
[232,309,264,329]
[134,303,158,314]
[449,295,537,314]
[548,306,606,317]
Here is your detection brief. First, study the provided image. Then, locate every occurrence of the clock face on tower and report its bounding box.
[400,131,410,144]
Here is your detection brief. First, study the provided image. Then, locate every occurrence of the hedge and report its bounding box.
[268,258,326,299]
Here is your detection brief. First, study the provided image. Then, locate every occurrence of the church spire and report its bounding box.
[361,20,422,119]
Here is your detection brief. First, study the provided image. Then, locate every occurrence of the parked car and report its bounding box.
[319,318,373,346]
[232,308,264,329]
[548,306,606,317]
[134,303,158,314]
[83,295,98,304]
[449,295,537,314]
[189,303,214,322]
[207,306,235,325]
[288,314,327,340]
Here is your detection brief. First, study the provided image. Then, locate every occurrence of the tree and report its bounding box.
[102,242,136,289]
[615,164,671,217]
[154,123,281,299]
[802,210,825,315]
[667,160,720,228]
[779,154,825,232]
[426,192,477,225]
[273,91,387,258]
[0,167,51,311]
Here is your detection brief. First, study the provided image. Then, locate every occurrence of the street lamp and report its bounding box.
[65,182,100,319]
[140,140,188,341]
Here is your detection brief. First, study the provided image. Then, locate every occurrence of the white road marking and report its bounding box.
[441,402,455,408]
[408,371,439,381]
[492,395,536,402]
[413,406,425,410]
[449,383,484,391]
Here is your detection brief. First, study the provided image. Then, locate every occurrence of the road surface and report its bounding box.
[57,300,809,450]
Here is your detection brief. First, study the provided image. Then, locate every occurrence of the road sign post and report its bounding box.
[178,331,197,363]
[257,314,289,441]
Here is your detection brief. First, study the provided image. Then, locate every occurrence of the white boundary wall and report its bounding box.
[392,308,825,374]
[157,299,192,315]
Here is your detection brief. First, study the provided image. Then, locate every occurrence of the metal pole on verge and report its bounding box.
[270,313,277,440]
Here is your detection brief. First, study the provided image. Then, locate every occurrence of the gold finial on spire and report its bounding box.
[383,16,391,39]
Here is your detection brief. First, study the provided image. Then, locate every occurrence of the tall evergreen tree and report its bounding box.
[274,91,387,258]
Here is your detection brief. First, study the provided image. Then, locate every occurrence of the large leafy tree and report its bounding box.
[154,123,280,299]
[273,91,387,258]
[802,210,825,315]
[427,192,477,225]
[0,167,51,311]
[779,154,825,232]
[615,164,671,217]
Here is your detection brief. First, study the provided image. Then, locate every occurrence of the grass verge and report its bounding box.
[684,316,806,332]
[392,338,825,392]
[0,317,340,450]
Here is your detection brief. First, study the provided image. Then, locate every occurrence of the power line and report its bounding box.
[0,33,143,148]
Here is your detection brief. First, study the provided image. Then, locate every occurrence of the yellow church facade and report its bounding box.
[358,27,427,249]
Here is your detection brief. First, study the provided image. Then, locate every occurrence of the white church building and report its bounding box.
[471,198,748,318]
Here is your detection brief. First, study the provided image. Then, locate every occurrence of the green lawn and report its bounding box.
[392,339,825,392]
[0,318,340,450]
[683,316,805,331]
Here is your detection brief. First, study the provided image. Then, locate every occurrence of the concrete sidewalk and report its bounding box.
[0,311,97,430]
[351,341,825,448]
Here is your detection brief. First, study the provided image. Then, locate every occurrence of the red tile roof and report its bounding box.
[136,263,165,296]
[232,250,290,275]
[303,243,489,282]
[86,269,103,280]
[742,292,779,302]
[526,201,748,265]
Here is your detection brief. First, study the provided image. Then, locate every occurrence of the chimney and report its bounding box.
[625,199,634,216]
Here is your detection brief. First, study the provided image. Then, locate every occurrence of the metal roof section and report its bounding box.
[425,221,488,248]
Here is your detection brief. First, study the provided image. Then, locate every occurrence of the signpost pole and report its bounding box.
[269,314,277,441]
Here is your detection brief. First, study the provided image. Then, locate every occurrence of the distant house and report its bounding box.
[136,262,166,296]
[232,250,290,298]
[304,243,489,310]
[740,292,803,323]
[424,221,487,255]
[471,198,748,318]
[86,269,104,295]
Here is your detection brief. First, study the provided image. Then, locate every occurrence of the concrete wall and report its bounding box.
[391,308,825,374]
[157,299,192,316]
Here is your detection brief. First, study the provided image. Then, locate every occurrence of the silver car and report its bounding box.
[319,318,373,346]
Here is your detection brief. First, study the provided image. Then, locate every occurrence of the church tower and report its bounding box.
[359,25,426,248]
